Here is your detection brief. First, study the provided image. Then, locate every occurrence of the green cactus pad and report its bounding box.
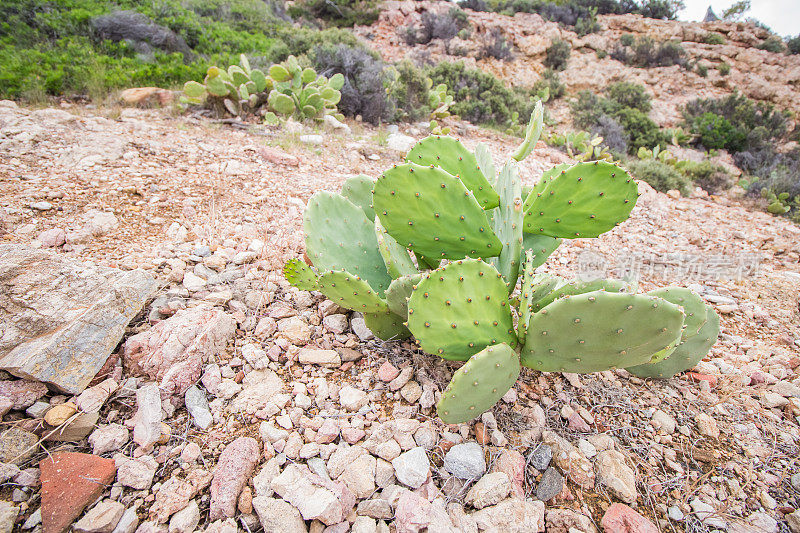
[269,64,291,82]
[317,270,389,314]
[375,218,417,279]
[363,310,412,341]
[304,191,392,296]
[647,287,708,337]
[523,161,638,239]
[341,175,376,219]
[436,343,520,424]
[490,161,524,290]
[183,81,207,99]
[407,259,517,361]
[627,292,720,379]
[269,91,295,115]
[206,75,230,97]
[510,100,544,162]
[521,234,562,270]
[373,163,502,261]
[406,136,500,209]
[385,274,422,319]
[415,254,440,271]
[251,69,268,92]
[521,291,685,372]
[518,252,564,345]
[532,277,635,312]
[474,143,497,186]
[283,258,318,291]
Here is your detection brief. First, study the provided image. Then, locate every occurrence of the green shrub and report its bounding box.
[596,49,608,59]
[573,10,600,37]
[604,81,651,113]
[628,159,690,195]
[288,0,379,27]
[620,33,635,47]
[757,36,785,53]
[718,62,731,75]
[544,39,571,71]
[789,35,800,55]
[703,33,725,45]
[612,107,665,151]
[680,160,731,194]
[689,112,742,150]
[532,68,565,100]
[611,35,686,68]
[696,63,708,77]
[426,60,534,126]
[387,60,432,122]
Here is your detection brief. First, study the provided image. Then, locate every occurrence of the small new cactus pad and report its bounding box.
[283,258,318,291]
[407,259,517,361]
[362,310,412,341]
[522,161,638,239]
[510,100,544,162]
[304,191,391,296]
[474,143,497,186]
[627,289,720,379]
[518,254,564,345]
[436,343,520,424]
[375,218,417,279]
[317,270,389,314]
[489,161,524,290]
[373,163,502,260]
[341,174,376,221]
[521,234,562,270]
[531,278,635,312]
[521,291,686,372]
[406,136,500,209]
[385,274,422,319]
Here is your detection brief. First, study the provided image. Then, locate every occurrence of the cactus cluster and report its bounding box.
[183,54,268,117]
[183,55,344,122]
[285,101,720,425]
[427,81,454,135]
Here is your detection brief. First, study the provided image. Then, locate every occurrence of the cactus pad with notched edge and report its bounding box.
[362,310,412,341]
[437,343,520,424]
[627,290,719,379]
[407,259,517,361]
[523,161,638,239]
[342,174,376,221]
[283,258,318,291]
[385,274,422,319]
[375,218,417,279]
[373,163,502,261]
[406,136,500,209]
[521,291,685,372]
[317,270,389,314]
[531,277,635,312]
[304,191,391,296]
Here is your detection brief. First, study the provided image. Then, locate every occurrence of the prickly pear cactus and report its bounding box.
[283,102,720,424]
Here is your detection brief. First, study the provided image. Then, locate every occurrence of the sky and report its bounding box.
[678,0,798,36]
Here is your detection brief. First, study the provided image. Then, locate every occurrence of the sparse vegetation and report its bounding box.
[703,33,726,45]
[788,35,800,55]
[404,9,469,46]
[757,36,785,53]
[718,62,731,75]
[611,35,687,68]
[544,39,571,71]
[288,0,379,28]
[628,159,690,194]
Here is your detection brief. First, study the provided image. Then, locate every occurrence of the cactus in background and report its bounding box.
[284,103,720,424]
[427,80,454,135]
[264,55,344,123]
[182,54,268,117]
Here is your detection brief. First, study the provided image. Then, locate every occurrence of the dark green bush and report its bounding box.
[387,60,431,122]
[628,159,690,195]
[788,35,800,55]
[532,68,565,100]
[604,81,651,113]
[718,62,730,75]
[696,63,708,77]
[405,9,469,45]
[612,107,666,151]
[619,33,635,47]
[703,33,725,45]
[573,11,600,37]
[426,60,534,126]
[544,39,571,71]
[757,36,785,53]
[690,112,743,150]
[288,0,379,27]
[681,160,731,194]
[481,28,513,60]
[611,35,687,68]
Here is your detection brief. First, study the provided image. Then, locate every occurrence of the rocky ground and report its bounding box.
[0,99,799,533]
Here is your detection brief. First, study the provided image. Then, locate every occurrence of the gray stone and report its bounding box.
[444,442,486,479]
[528,444,552,471]
[391,447,430,489]
[535,467,563,501]
[111,507,138,533]
[351,317,374,341]
[0,500,18,533]
[0,428,38,465]
[387,133,416,153]
[185,386,212,430]
[132,383,162,450]
[465,472,511,509]
[0,245,156,394]
[168,500,200,533]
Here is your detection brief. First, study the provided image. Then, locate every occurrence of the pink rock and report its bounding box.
[124,306,236,395]
[322,524,349,533]
[209,437,260,521]
[151,469,212,523]
[395,491,432,533]
[0,380,48,410]
[316,419,340,444]
[567,412,592,432]
[75,378,118,413]
[39,228,66,247]
[341,428,366,444]
[600,503,659,533]
[0,397,14,416]
[377,361,400,382]
[492,449,526,498]
[270,464,355,525]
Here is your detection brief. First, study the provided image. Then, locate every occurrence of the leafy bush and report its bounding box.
[611,35,687,68]
[426,60,534,126]
[689,112,742,150]
[574,10,601,36]
[718,62,731,75]
[481,28,513,60]
[604,81,651,113]
[628,159,690,194]
[459,0,490,10]
[406,9,469,45]
[386,60,431,122]
[620,33,635,47]
[757,36,785,53]
[532,69,565,100]
[544,39,571,71]
[696,63,708,77]
[312,44,390,124]
[703,33,725,45]
[788,35,800,55]
[680,160,731,194]
[288,0,379,28]
[612,107,666,151]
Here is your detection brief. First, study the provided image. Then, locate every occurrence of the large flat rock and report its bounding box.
[0,245,156,394]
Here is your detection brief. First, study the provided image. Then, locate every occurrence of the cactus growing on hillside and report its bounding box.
[284,102,720,424]
[183,54,268,116]
[263,55,345,124]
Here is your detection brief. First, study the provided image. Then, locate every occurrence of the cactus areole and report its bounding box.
[283,104,720,424]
